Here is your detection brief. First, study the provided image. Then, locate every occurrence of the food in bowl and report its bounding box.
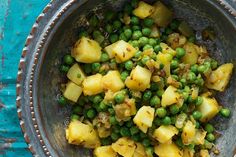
[57,0,233,156]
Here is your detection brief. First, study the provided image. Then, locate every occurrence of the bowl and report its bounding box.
[16,0,236,156]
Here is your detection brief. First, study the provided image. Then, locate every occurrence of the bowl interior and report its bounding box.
[36,0,236,156]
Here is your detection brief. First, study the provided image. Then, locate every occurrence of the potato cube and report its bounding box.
[197,96,220,122]
[102,70,125,92]
[181,42,199,65]
[71,37,102,63]
[156,52,173,65]
[133,143,147,157]
[151,2,173,27]
[112,40,136,63]
[153,125,178,143]
[199,149,210,157]
[104,42,117,58]
[181,120,196,145]
[154,142,183,157]
[111,137,136,157]
[63,81,82,102]
[66,120,100,148]
[67,63,86,85]
[133,106,155,133]
[193,129,207,145]
[160,42,176,56]
[82,74,103,96]
[133,1,155,19]
[183,148,194,157]
[206,63,234,91]
[161,86,181,107]
[125,65,152,91]
[94,146,117,157]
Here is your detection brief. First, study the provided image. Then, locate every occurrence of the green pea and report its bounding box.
[154,45,162,53]
[60,65,70,73]
[164,27,173,35]
[130,126,139,135]
[145,147,154,156]
[120,71,129,82]
[142,139,151,147]
[63,55,74,65]
[150,96,160,107]
[83,64,92,74]
[205,123,214,133]
[156,107,167,118]
[120,127,131,137]
[125,60,134,70]
[132,30,142,40]
[171,116,176,124]
[89,15,98,27]
[192,111,202,120]
[91,63,101,72]
[143,45,153,51]
[140,132,147,139]
[187,95,195,103]
[142,28,152,36]
[190,64,198,73]
[130,16,140,25]
[138,37,149,46]
[73,106,83,114]
[79,31,88,38]
[206,133,215,142]
[101,137,112,146]
[170,19,180,30]
[86,108,96,119]
[95,34,105,44]
[195,121,200,129]
[131,134,141,142]
[134,50,142,58]
[58,96,67,106]
[99,101,108,111]
[143,18,154,27]
[141,56,150,65]
[143,90,152,102]
[162,116,172,125]
[154,118,162,126]
[132,25,141,31]
[187,72,196,82]
[157,89,164,97]
[93,30,101,38]
[220,108,231,118]
[195,77,204,86]
[188,36,196,43]
[131,40,140,48]
[148,38,157,46]
[105,24,113,33]
[114,93,125,104]
[109,34,119,43]
[196,96,203,106]
[180,78,187,86]
[211,59,218,69]
[100,53,110,62]
[110,116,118,125]
[124,29,132,39]
[113,20,122,29]
[170,105,179,115]
[204,139,213,149]
[119,33,128,41]
[108,108,115,115]
[161,34,168,42]
[124,4,133,14]
[187,144,195,150]
[171,75,179,80]
[197,65,207,73]
[170,59,179,69]
[111,132,120,141]
[175,138,184,148]
[150,82,159,91]
[125,120,134,128]
[93,95,103,104]
[176,47,186,58]
[71,114,79,121]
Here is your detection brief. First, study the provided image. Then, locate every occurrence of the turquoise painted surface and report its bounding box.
[0,0,49,156]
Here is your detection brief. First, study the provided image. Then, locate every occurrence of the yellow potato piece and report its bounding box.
[133,143,147,157]
[161,86,181,107]
[82,74,103,96]
[67,63,86,85]
[133,1,155,19]
[181,42,199,65]
[183,148,194,157]
[94,146,117,157]
[154,142,183,157]
[181,120,196,145]
[63,81,82,102]
[102,70,124,92]
[153,125,178,143]
[104,42,118,59]
[111,137,136,157]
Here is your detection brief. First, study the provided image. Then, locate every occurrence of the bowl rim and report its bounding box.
[16,0,236,156]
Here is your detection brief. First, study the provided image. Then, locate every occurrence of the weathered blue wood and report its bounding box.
[0,0,49,156]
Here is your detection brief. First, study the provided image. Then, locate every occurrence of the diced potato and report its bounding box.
[94,146,117,157]
[181,120,196,145]
[104,42,117,58]
[114,99,136,121]
[181,42,199,65]
[197,96,220,122]
[66,120,100,148]
[183,148,194,157]
[82,74,103,96]
[63,81,82,102]
[160,42,176,56]
[150,26,160,38]
[151,2,173,27]
[193,129,207,145]
[112,40,136,63]
[67,63,86,85]
[178,21,194,37]
[111,137,136,157]
[206,63,234,91]
[102,70,125,92]
[156,52,173,65]
[97,127,111,138]
[154,142,183,157]
[133,1,155,19]
[133,143,147,157]
[71,37,102,63]
[153,125,179,143]
[125,65,152,91]
[199,149,210,157]
[161,86,181,107]
[133,106,155,133]
[167,33,187,49]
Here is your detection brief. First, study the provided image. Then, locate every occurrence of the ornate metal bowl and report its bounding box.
[16,0,236,156]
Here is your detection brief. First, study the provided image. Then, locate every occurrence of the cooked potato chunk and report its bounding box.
[154,142,183,157]
[104,42,117,59]
[161,86,181,107]
[125,65,152,91]
[193,129,207,145]
[66,120,100,148]
[82,74,103,95]
[151,1,173,27]
[112,40,136,63]
[133,143,147,157]
[156,52,173,65]
[67,63,86,85]
[72,37,102,63]
[183,148,194,157]
[181,42,199,65]
[94,146,117,157]
[160,42,176,56]
[153,125,178,143]
[181,120,196,145]
[97,126,111,138]
[133,1,155,19]
[133,106,155,133]
[197,96,220,122]
[206,63,234,91]
[102,70,125,92]
[167,33,187,49]
[63,81,82,102]
[111,137,136,157]
[199,149,210,157]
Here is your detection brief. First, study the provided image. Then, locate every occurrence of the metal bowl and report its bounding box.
[16,0,236,156]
